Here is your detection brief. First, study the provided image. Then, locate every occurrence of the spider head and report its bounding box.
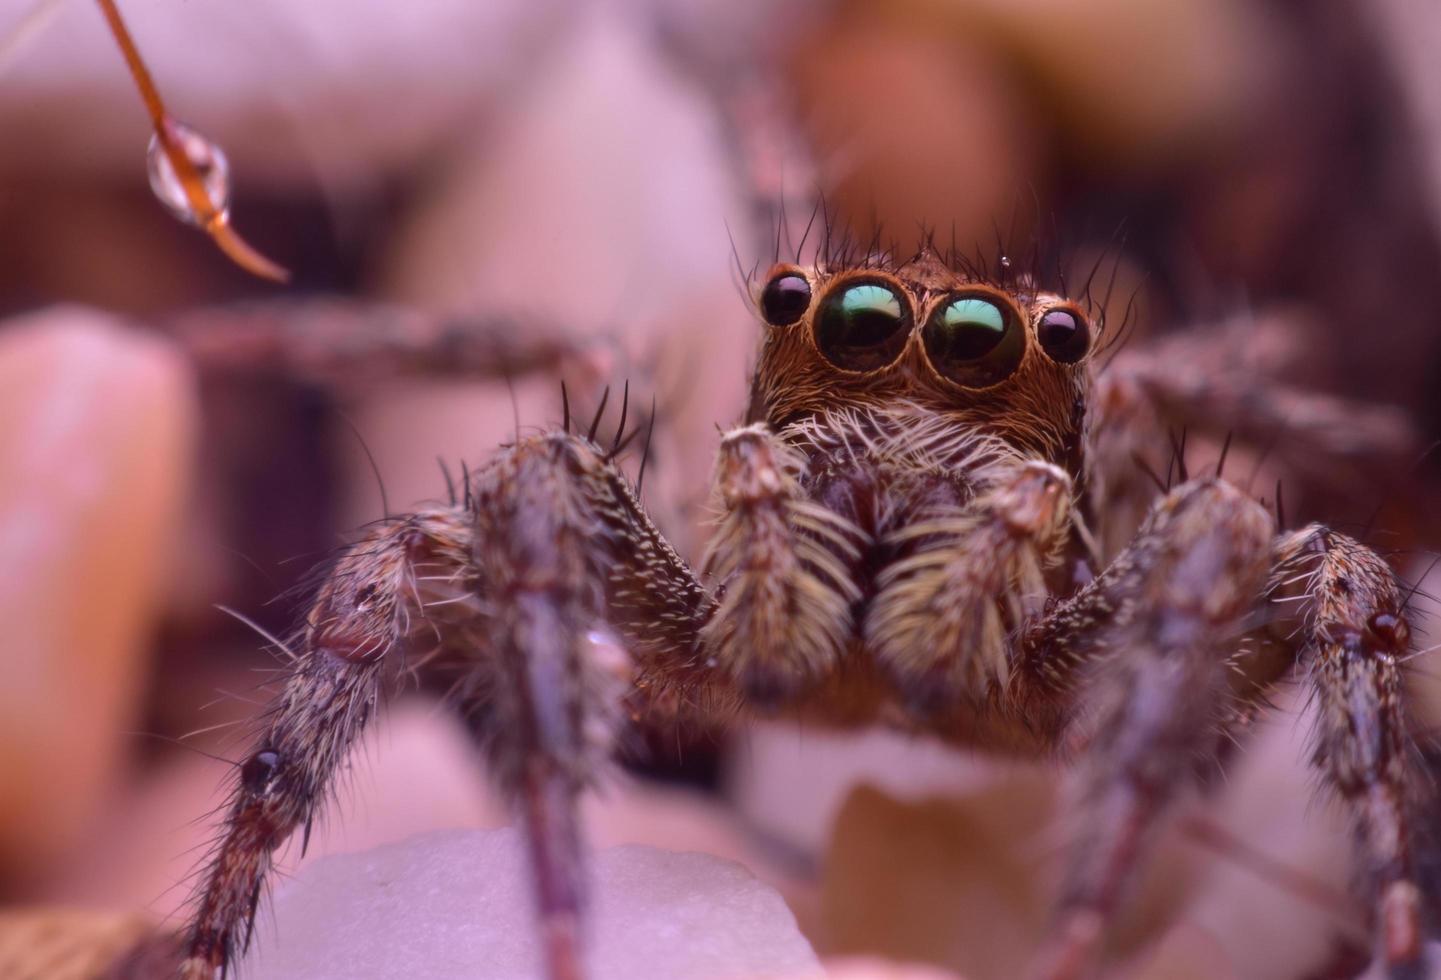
[747,251,1100,479]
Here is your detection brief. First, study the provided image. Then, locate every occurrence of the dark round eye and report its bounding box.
[759,273,812,326]
[1036,308,1091,364]
[921,294,1024,387]
[814,281,911,371]
[241,748,281,795]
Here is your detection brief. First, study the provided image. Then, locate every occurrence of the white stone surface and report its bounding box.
[241,827,821,980]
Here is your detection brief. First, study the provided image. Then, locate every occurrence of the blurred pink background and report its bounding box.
[1,0,1440,976]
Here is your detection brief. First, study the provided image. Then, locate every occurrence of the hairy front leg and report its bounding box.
[866,461,1076,711]
[1018,483,1432,978]
[699,423,861,704]
[182,427,721,980]
[181,509,474,978]
[1268,525,1428,970]
[1020,478,1277,980]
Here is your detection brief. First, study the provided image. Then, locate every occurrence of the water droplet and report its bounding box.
[146,120,231,227]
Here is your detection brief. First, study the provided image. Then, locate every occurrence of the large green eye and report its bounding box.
[922,294,1024,387]
[814,281,910,371]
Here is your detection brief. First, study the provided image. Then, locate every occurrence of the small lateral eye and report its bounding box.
[241,748,281,795]
[921,294,1024,387]
[814,280,911,371]
[759,272,812,326]
[1036,307,1091,364]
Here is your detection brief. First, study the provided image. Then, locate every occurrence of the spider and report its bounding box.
[177,243,1433,980]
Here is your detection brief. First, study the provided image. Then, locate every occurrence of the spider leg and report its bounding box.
[866,460,1075,711]
[183,428,723,980]
[180,508,475,979]
[1090,323,1416,553]
[1021,477,1276,980]
[1266,524,1426,972]
[1098,317,1415,474]
[455,433,653,980]
[1016,481,1429,978]
[698,422,862,705]
[167,299,610,388]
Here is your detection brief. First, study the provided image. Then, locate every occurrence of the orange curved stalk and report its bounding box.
[207,218,292,283]
[94,0,290,283]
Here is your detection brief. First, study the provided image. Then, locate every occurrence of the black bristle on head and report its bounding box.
[587,385,611,443]
[636,396,658,496]
[761,192,1137,309]
[1133,452,1169,496]
[611,380,630,456]
[1215,431,1235,480]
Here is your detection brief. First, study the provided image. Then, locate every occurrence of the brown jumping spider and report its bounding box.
[179,245,1432,980]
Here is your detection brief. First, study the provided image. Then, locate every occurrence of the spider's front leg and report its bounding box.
[1269,524,1426,969]
[865,460,1076,712]
[1018,478,1276,980]
[182,429,716,980]
[699,422,862,704]
[1016,479,1428,979]
[180,508,476,978]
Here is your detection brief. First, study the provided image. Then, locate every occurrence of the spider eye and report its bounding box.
[241,749,281,795]
[922,294,1024,387]
[1037,307,1091,364]
[814,281,911,371]
[759,273,812,326]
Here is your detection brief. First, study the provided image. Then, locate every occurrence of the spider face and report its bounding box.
[750,254,1098,484]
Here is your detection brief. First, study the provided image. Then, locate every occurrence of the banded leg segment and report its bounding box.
[180,509,474,979]
[171,300,599,387]
[1024,478,1276,980]
[1090,323,1415,554]
[181,428,725,980]
[1018,487,1430,977]
[1101,328,1414,474]
[455,432,702,980]
[1270,526,1426,969]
